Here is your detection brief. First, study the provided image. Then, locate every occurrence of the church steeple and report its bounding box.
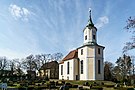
[83,9,97,45]
[87,9,94,27]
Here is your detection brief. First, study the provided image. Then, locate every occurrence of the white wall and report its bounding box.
[64,59,74,80]
[79,46,98,80]
[59,59,78,80]
[83,27,97,44]
[59,59,75,80]
[84,27,91,44]
[74,59,79,80]
[59,45,104,80]
[59,64,64,80]
[78,47,88,80]
[95,46,104,80]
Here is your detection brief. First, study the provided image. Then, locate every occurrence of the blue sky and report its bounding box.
[0,0,134,63]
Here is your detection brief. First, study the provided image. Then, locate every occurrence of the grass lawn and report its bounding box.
[61,80,115,86]
[1,80,134,90]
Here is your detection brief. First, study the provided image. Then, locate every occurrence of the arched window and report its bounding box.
[61,65,63,75]
[98,60,101,74]
[81,49,83,55]
[81,60,83,74]
[85,35,87,40]
[93,35,96,40]
[67,62,69,74]
[98,48,100,54]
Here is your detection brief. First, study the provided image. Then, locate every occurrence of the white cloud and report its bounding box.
[22,8,30,16]
[9,4,31,21]
[95,16,109,29]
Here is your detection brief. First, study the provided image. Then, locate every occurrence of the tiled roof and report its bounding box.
[62,50,78,61]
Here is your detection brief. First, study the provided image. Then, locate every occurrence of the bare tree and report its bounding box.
[21,55,38,80]
[115,54,132,81]
[51,53,63,78]
[41,54,51,77]
[104,61,114,81]
[14,59,24,76]
[22,54,37,71]
[41,54,51,64]
[125,16,135,30]
[9,60,16,76]
[34,54,43,76]
[123,16,135,53]
[112,66,122,81]
[51,53,63,61]
[0,57,8,76]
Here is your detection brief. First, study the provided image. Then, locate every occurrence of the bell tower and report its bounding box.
[78,9,105,80]
[83,9,97,45]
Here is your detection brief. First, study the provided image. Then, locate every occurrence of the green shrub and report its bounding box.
[72,84,78,88]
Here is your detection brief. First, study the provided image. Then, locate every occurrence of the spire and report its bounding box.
[87,8,94,27]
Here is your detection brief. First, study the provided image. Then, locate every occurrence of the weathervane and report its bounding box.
[89,8,92,20]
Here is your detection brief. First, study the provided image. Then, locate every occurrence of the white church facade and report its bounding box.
[59,10,105,80]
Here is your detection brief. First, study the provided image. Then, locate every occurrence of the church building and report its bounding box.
[59,10,105,80]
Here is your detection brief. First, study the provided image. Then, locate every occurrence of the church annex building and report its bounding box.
[59,10,105,80]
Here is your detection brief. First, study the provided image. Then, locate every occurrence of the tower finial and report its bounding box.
[87,8,94,27]
[89,8,92,19]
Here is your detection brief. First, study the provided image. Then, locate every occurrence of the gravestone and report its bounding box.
[1,83,7,90]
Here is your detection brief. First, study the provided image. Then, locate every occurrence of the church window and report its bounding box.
[98,48,100,54]
[85,35,87,40]
[81,60,83,74]
[93,35,96,40]
[61,65,63,75]
[81,49,83,55]
[67,62,69,74]
[98,60,101,74]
